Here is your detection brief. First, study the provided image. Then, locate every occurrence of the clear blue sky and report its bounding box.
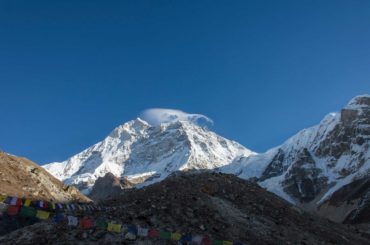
[0,1,369,164]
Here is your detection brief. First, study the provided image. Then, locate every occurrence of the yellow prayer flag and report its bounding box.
[171,232,182,241]
[0,195,6,203]
[107,223,121,233]
[51,202,56,209]
[24,199,31,207]
[223,241,233,245]
[36,210,50,220]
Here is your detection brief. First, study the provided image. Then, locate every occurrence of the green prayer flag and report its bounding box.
[213,240,223,245]
[95,220,108,229]
[20,206,36,217]
[160,231,171,239]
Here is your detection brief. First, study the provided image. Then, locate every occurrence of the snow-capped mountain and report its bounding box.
[44,118,254,194]
[222,95,370,210]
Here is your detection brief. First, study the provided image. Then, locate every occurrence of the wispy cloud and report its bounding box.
[140,108,213,127]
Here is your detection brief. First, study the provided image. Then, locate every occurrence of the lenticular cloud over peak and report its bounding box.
[140,108,213,127]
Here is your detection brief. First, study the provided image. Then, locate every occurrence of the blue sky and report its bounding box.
[0,1,369,164]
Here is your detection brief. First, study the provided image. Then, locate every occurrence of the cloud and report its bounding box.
[140,108,213,127]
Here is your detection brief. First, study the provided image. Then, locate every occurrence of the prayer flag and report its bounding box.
[7,205,19,216]
[0,195,6,203]
[4,196,12,204]
[80,217,93,229]
[36,210,50,220]
[107,223,121,233]
[202,236,212,245]
[181,235,192,242]
[192,235,204,244]
[171,232,182,241]
[0,203,8,214]
[10,197,18,205]
[137,227,149,237]
[24,199,31,207]
[67,215,78,226]
[95,220,108,229]
[20,206,36,217]
[39,201,44,208]
[223,241,232,245]
[213,240,223,245]
[148,229,160,238]
[127,225,138,234]
[160,231,171,239]
[54,213,65,223]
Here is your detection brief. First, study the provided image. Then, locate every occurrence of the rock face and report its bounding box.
[1,172,369,245]
[0,152,90,202]
[317,176,370,224]
[221,95,370,222]
[89,173,134,201]
[43,119,254,194]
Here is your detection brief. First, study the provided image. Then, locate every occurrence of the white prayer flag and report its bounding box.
[10,197,17,205]
[67,215,78,226]
[137,227,149,237]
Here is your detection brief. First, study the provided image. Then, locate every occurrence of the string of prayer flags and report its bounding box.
[20,206,37,218]
[36,210,50,220]
[107,223,122,233]
[7,205,20,216]
[171,232,182,241]
[67,215,79,226]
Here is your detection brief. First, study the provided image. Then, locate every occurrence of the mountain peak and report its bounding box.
[345,94,370,110]
[44,117,253,193]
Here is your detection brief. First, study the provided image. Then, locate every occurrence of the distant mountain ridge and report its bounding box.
[43,95,370,223]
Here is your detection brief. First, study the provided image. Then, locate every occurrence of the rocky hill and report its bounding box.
[0,172,369,244]
[89,172,134,201]
[0,152,90,202]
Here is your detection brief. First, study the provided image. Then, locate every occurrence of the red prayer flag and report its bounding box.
[202,236,212,245]
[15,198,22,207]
[80,217,93,229]
[7,205,20,216]
[148,229,160,238]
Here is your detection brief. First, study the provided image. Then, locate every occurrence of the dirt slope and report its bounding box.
[0,152,90,202]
